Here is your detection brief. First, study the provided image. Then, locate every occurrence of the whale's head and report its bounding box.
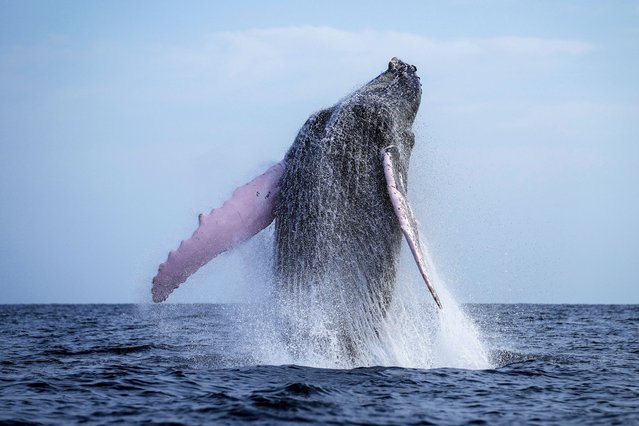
[353,57,422,127]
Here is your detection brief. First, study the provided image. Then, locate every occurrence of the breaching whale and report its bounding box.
[152,58,442,346]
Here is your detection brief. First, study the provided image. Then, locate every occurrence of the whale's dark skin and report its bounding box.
[151,58,437,361]
[274,58,422,351]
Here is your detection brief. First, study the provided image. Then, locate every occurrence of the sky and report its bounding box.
[1,1,638,304]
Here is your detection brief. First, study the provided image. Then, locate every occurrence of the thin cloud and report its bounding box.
[0,26,594,106]
[0,23,599,103]
[142,26,595,103]
[213,26,593,61]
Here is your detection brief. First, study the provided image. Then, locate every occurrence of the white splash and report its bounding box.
[242,232,492,370]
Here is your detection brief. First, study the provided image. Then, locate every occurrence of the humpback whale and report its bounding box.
[152,58,441,353]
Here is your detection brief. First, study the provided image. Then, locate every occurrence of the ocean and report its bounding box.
[0,303,637,425]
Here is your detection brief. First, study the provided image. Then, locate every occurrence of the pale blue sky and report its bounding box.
[1,1,638,303]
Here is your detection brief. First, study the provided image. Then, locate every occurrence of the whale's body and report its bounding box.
[274,61,422,350]
[152,58,441,357]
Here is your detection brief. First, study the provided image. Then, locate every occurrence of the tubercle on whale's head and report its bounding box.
[356,57,422,127]
[387,57,418,74]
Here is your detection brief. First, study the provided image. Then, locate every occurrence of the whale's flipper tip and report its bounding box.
[151,162,285,302]
[381,146,442,311]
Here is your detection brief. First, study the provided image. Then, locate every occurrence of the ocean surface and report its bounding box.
[1,303,637,425]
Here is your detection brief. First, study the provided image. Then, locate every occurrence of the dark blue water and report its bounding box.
[1,304,637,424]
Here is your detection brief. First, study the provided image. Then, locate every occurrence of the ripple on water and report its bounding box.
[0,304,637,425]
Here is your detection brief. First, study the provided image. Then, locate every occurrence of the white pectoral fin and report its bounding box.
[152,161,285,303]
[381,146,442,309]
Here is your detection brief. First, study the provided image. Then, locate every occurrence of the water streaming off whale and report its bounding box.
[232,213,491,370]
[224,113,490,369]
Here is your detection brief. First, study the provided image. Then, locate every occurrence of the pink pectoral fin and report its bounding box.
[152,162,285,302]
[381,146,442,309]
